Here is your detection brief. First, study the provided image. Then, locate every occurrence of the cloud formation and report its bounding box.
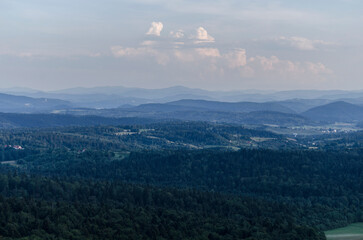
[248,56,332,75]
[111,45,169,65]
[277,36,335,51]
[224,49,247,69]
[193,27,215,44]
[170,30,185,39]
[111,23,333,88]
[146,22,164,36]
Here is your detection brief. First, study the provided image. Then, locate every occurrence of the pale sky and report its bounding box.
[1,0,362,91]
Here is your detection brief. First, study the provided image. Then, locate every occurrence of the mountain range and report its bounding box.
[0,93,72,113]
[0,86,363,127]
[302,101,363,122]
[2,86,363,108]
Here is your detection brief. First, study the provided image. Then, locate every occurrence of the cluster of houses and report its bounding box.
[4,145,24,150]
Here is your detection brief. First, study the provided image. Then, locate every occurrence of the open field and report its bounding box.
[325,223,363,240]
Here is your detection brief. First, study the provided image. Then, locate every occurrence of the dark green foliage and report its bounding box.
[18,149,363,231]
[0,123,363,239]
[0,174,325,240]
[0,122,292,152]
[0,148,36,162]
[0,113,158,129]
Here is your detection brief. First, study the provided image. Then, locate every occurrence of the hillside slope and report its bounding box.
[302,101,363,122]
[165,99,295,113]
[0,93,72,113]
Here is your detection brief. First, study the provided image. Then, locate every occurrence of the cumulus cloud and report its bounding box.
[248,55,332,75]
[170,30,185,39]
[278,36,335,50]
[111,45,169,65]
[173,48,219,63]
[141,40,157,46]
[111,23,332,86]
[111,44,330,78]
[224,49,247,68]
[172,48,246,68]
[195,48,220,57]
[173,49,196,62]
[305,62,332,74]
[193,27,215,44]
[111,46,151,57]
[146,22,164,36]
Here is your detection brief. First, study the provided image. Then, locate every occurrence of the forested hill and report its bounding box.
[16,148,363,231]
[156,99,296,113]
[0,124,362,239]
[0,93,71,112]
[0,122,304,151]
[0,113,158,128]
[0,111,311,129]
[0,173,325,240]
[302,101,363,122]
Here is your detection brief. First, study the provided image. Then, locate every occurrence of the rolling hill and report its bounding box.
[0,113,158,128]
[164,99,296,113]
[0,93,72,113]
[51,99,311,126]
[302,101,363,122]
[4,86,363,109]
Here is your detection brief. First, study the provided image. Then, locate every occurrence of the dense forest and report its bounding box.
[0,173,325,240]
[0,122,362,239]
[14,149,363,230]
[0,122,296,151]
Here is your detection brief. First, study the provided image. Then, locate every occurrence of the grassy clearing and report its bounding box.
[113,151,130,160]
[251,137,275,142]
[325,223,363,240]
[0,160,21,167]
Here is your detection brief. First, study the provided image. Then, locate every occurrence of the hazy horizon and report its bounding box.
[2,84,363,93]
[1,0,362,91]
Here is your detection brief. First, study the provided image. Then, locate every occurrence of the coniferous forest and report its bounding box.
[0,122,362,239]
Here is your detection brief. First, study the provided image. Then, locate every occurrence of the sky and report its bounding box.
[0,0,362,91]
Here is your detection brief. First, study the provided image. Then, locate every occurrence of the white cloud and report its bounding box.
[278,36,336,50]
[111,45,169,65]
[173,49,196,62]
[248,56,332,75]
[111,46,151,57]
[224,49,247,68]
[193,27,215,44]
[195,48,220,57]
[170,30,185,39]
[173,48,220,62]
[146,22,164,36]
[141,40,157,46]
[305,62,332,74]
[111,23,333,87]
[111,44,331,78]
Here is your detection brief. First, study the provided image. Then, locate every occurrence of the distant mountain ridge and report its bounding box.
[0,93,72,113]
[164,99,296,113]
[56,100,311,126]
[302,101,363,122]
[2,86,363,109]
[0,113,158,128]
[1,87,363,125]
